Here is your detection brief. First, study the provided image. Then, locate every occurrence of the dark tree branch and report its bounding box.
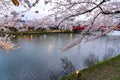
[57,0,120,27]
[102,11,120,14]
[58,0,106,26]
[89,26,115,41]
[91,12,102,25]
[54,1,105,15]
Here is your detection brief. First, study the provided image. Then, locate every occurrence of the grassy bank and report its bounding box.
[61,54,120,80]
[0,30,73,35]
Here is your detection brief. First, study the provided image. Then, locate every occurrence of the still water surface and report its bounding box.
[0,33,120,80]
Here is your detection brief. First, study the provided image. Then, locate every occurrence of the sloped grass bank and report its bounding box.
[61,54,120,80]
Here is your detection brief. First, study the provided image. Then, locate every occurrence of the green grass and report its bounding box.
[61,54,120,80]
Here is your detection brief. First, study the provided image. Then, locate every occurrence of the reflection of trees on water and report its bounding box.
[49,36,120,80]
[103,47,115,60]
[83,53,99,67]
[83,36,120,67]
[3,34,120,80]
[49,72,58,80]
[103,36,120,60]
[49,57,76,80]
[61,57,75,75]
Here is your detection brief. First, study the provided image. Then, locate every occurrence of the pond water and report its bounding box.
[0,33,120,80]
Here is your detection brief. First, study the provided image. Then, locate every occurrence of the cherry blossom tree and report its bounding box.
[0,0,120,52]
[47,0,120,51]
[50,0,120,25]
[0,0,41,53]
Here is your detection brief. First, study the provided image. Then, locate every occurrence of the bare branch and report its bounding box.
[62,26,92,51]
[91,12,102,25]
[89,26,115,41]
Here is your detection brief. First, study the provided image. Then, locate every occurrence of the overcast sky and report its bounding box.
[11,0,120,20]
[12,0,53,20]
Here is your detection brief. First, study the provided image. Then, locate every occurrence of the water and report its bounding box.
[0,33,120,80]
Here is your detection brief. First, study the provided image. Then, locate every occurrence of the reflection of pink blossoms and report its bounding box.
[0,36,19,54]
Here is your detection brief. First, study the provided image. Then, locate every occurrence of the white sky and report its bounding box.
[8,0,120,20]
[12,0,53,20]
